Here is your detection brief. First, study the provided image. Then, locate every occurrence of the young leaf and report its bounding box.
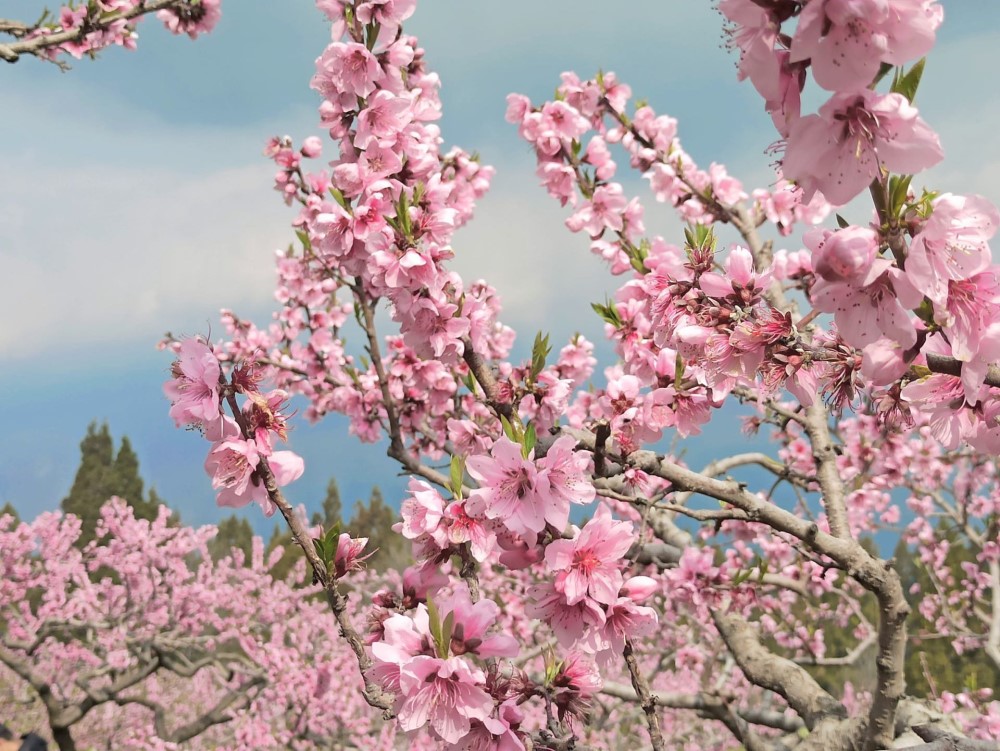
[530,331,551,381]
[450,455,465,500]
[892,58,925,103]
[440,610,455,659]
[523,422,537,458]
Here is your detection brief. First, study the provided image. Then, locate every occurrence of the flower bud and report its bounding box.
[807,226,878,283]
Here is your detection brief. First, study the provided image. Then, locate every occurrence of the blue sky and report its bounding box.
[3,1,1000,536]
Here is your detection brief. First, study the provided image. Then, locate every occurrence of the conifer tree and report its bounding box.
[348,486,410,572]
[61,422,164,546]
[208,515,254,562]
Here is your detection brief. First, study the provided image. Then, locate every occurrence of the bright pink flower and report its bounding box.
[466,437,546,538]
[553,652,602,721]
[397,656,493,744]
[698,245,772,304]
[544,505,635,606]
[435,585,519,659]
[445,501,497,562]
[783,90,942,205]
[354,90,414,149]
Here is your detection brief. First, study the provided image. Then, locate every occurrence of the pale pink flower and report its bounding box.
[164,338,222,429]
[906,194,1000,305]
[783,90,942,205]
[398,478,446,540]
[526,581,606,647]
[158,0,221,39]
[204,440,303,516]
[791,0,942,92]
[811,259,923,348]
[698,246,772,304]
[354,90,414,149]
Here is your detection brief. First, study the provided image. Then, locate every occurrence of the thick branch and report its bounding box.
[713,612,845,730]
[803,402,851,539]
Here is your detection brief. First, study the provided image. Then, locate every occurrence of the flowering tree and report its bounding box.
[0,500,385,751]
[15,0,991,748]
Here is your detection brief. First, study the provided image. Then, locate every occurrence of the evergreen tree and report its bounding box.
[61,422,165,547]
[0,502,19,524]
[311,478,343,530]
[348,486,410,573]
[208,515,255,562]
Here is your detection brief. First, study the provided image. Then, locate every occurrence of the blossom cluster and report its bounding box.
[11,0,221,64]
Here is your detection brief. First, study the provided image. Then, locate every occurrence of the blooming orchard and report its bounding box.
[6,0,1000,748]
[157,0,1000,748]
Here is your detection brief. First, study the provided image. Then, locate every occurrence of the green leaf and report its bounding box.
[440,610,455,659]
[500,414,518,443]
[590,299,623,328]
[523,422,537,459]
[530,332,551,381]
[328,187,349,209]
[872,61,895,87]
[450,455,465,500]
[892,58,925,103]
[295,229,312,252]
[888,174,914,219]
[835,213,850,229]
[426,597,442,652]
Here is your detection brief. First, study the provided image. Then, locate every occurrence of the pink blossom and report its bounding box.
[158,0,221,39]
[334,533,373,578]
[397,656,493,744]
[354,90,414,149]
[812,259,923,348]
[906,194,1000,305]
[466,437,546,538]
[783,90,942,205]
[435,585,519,659]
[526,580,606,646]
[204,440,303,516]
[544,505,635,605]
[806,226,879,283]
[398,478,446,540]
[164,338,222,429]
[791,0,942,92]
